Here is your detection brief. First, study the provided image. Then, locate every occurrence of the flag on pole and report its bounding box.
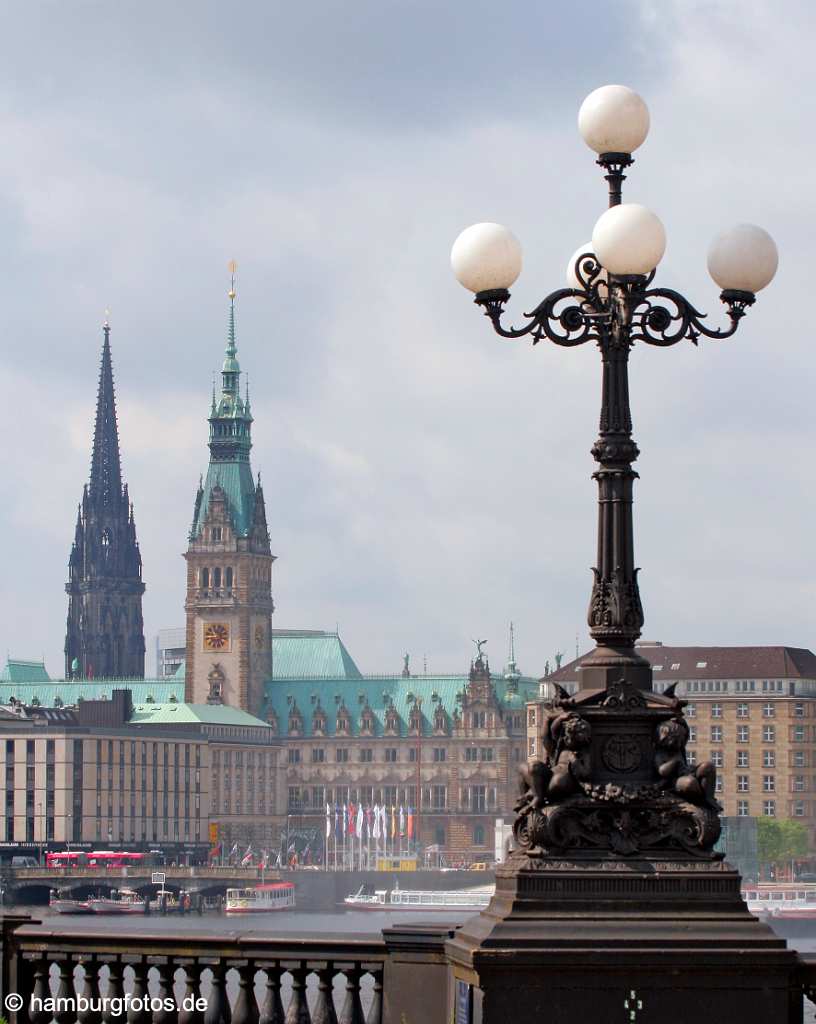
[343,804,348,837]
[326,803,331,839]
[356,804,364,837]
[391,805,396,839]
[259,849,269,869]
[229,842,239,862]
[208,842,221,861]
[399,806,406,837]
[335,804,341,839]
[241,844,253,866]
[372,804,380,840]
[407,807,414,840]
[348,801,356,837]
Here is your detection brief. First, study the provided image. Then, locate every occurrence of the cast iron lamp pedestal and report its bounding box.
[444,86,804,1024]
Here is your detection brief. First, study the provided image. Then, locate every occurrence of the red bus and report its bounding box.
[45,851,156,869]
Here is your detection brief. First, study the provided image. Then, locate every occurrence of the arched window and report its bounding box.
[473,825,485,846]
[213,567,222,589]
[434,827,445,847]
[225,567,233,588]
[200,568,210,589]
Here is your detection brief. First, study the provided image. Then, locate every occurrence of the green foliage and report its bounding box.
[757,817,809,865]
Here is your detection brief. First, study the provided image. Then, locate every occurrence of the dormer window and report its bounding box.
[212,527,222,542]
[360,708,375,735]
[200,568,210,590]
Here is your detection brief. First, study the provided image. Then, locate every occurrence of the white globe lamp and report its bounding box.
[578,85,650,155]
[592,204,666,276]
[707,224,778,294]
[451,223,522,294]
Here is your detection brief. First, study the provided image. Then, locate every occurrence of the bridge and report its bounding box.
[0,865,281,903]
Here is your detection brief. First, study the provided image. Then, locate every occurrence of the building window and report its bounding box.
[480,748,494,762]
[359,749,373,763]
[715,777,723,793]
[737,725,749,743]
[794,702,806,718]
[794,802,806,817]
[737,776,749,793]
[711,704,722,719]
[762,750,775,768]
[200,568,209,589]
[737,750,749,768]
[432,786,447,810]
[384,748,397,763]
[685,703,696,718]
[793,776,805,792]
[793,725,806,742]
[473,825,486,846]
[528,738,536,756]
[434,827,446,846]
[311,748,325,763]
[763,775,775,793]
[710,726,722,743]
[737,801,750,817]
[687,750,697,766]
[763,800,776,817]
[465,748,478,762]
[225,567,233,588]
[763,725,775,743]
[287,748,301,764]
[736,703,749,719]
[433,748,446,762]
[336,749,349,763]
[212,527,222,541]
[408,748,418,763]
[688,726,696,743]
[528,709,536,726]
[763,702,775,718]
[794,750,806,768]
[711,751,723,768]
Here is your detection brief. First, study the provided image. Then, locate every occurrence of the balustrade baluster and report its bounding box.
[231,963,258,1024]
[283,965,310,1024]
[54,958,76,1024]
[177,963,204,1024]
[311,967,337,1024]
[364,969,382,1024]
[258,965,284,1024]
[101,959,124,1024]
[338,967,364,1024]
[152,959,178,1024]
[202,965,231,1024]
[126,960,152,1024]
[77,959,102,1024]
[27,956,52,1024]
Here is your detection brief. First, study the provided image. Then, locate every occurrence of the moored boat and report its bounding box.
[344,884,493,910]
[49,888,92,914]
[225,882,296,913]
[88,888,147,914]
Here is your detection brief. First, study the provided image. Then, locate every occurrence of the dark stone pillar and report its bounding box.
[446,857,804,1023]
[382,923,457,1024]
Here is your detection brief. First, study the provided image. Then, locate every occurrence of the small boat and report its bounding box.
[225,883,296,913]
[88,888,147,915]
[49,888,92,915]
[344,884,493,910]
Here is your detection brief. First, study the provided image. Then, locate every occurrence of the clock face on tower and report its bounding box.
[203,622,231,651]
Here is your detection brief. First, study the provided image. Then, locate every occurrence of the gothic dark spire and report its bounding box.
[65,321,145,680]
[89,320,123,509]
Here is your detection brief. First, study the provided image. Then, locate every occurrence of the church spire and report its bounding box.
[222,260,240,396]
[89,318,123,508]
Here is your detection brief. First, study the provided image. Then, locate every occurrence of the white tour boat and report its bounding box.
[49,888,93,914]
[225,882,296,913]
[88,888,147,915]
[344,884,493,910]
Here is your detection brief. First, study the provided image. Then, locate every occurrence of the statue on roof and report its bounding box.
[402,652,411,678]
[555,651,564,670]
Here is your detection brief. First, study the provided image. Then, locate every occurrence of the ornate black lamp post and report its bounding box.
[452,83,777,695]
[443,86,801,1023]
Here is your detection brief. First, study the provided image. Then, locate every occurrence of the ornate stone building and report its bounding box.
[64,323,145,679]
[184,276,274,714]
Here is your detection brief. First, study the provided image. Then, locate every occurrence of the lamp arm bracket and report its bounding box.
[629,286,753,346]
[475,286,606,347]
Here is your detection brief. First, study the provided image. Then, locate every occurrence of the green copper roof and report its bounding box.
[0,679,184,707]
[129,702,270,728]
[1,658,51,683]
[193,462,257,539]
[263,672,538,738]
[272,631,362,679]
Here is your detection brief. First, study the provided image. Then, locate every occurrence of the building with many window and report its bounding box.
[528,643,816,846]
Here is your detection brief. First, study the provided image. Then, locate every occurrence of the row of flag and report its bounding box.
[209,842,274,867]
[325,803,414,841]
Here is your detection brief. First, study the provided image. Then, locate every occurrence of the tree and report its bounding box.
[757,817,809,873]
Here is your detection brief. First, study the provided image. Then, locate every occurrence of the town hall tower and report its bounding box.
[184,268,274,714]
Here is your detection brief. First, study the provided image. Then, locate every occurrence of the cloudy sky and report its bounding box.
[2,0,813,679]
